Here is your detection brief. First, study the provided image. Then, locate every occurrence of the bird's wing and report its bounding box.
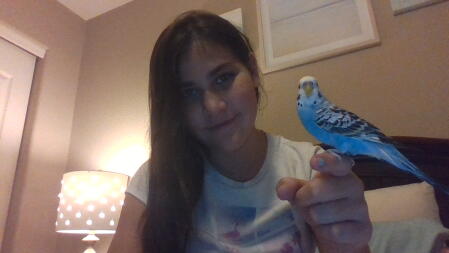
[314,104,393,144]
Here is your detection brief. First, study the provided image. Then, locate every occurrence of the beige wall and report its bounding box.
[0,0,86,252]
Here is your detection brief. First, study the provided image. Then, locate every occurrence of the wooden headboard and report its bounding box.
[320,136,449,227]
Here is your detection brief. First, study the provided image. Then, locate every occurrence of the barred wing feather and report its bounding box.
[314,105,393,145]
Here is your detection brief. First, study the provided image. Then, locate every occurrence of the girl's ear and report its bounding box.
[248,53,261,87]
[247,53,262,102]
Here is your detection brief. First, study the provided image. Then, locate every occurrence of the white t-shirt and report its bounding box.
[127,134,322,253]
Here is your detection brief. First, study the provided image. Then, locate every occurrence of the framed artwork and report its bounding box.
[390,0,448,15]
[256,0,380,73]
[220,8,244,32]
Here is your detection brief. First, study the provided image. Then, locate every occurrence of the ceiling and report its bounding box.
[57,0,135,20]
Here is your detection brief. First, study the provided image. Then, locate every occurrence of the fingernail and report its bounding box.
[318,158,325,168]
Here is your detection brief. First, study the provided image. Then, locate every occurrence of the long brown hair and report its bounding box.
[142,10,260,252]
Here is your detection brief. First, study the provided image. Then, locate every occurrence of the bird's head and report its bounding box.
[297,76,324,109]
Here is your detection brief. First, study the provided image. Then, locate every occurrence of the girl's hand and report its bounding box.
[276,152,372,253]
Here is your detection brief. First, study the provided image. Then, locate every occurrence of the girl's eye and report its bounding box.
[181,87,202,101]
[215,72,235,88]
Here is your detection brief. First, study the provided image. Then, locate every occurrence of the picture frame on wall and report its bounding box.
[390,0,448,15]
[256,0,380,73]
[220,8,244,32]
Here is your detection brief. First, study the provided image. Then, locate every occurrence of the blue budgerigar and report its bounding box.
[296,76,449,195]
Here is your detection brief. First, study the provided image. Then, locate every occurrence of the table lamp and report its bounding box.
[55,171,129,253]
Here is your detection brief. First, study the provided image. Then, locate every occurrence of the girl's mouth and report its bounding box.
[207,114,238,131]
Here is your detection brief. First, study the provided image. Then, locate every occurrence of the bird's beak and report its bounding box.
[303,82,313,97]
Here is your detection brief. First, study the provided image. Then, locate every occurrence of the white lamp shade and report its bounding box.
[55,171,129,234]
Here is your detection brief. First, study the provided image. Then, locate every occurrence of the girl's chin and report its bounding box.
[209,132,249,153]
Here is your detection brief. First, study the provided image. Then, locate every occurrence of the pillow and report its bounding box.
[369,219,448,253]
[364,182,440,223]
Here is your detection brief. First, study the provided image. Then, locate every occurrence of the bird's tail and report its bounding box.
[376,144,449,195]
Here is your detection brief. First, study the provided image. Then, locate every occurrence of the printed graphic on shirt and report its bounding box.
[190,205,303,253]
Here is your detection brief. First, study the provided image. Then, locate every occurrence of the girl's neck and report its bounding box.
[208,129,267,182]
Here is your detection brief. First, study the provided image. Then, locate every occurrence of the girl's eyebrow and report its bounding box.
[180,62,234,88]
[207,62,233,79]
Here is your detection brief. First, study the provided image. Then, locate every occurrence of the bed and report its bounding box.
[320,136,449,253]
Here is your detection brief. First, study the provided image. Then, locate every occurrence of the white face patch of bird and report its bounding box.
[299,75,317,98]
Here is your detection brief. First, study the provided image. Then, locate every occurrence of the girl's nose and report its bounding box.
[203,90,226,114]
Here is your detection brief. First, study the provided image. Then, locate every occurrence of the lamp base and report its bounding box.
[83,246,96,253]
[82,234,99,253]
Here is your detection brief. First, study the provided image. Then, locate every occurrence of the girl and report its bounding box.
[109,10,372,253]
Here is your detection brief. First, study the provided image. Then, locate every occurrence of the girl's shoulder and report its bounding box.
[267,133,323,180]
[269,133,323,158]
[125,161,150,205]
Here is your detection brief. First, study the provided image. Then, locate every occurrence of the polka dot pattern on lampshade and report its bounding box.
[55,171,129,234]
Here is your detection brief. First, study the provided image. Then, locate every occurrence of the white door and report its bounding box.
[0,37,36,248]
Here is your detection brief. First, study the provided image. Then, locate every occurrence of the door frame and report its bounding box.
[0,20,47,250]
[0,20,47,59]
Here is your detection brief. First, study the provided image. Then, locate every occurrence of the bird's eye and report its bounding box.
[313,101,317,105]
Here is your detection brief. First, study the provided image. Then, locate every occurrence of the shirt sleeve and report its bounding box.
[125,161,149,205]
[291,140,324,180]
[278,136,324,181]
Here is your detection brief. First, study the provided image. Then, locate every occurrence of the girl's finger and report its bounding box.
[295,173,364,207]
[311,152,354,177]
[305,197,369,226]
[276,177,308,202]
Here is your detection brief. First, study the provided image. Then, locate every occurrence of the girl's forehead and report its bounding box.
[178,43,241,85]
[186,41,237,62]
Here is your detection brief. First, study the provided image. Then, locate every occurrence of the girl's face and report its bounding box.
[179,43,259,154]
